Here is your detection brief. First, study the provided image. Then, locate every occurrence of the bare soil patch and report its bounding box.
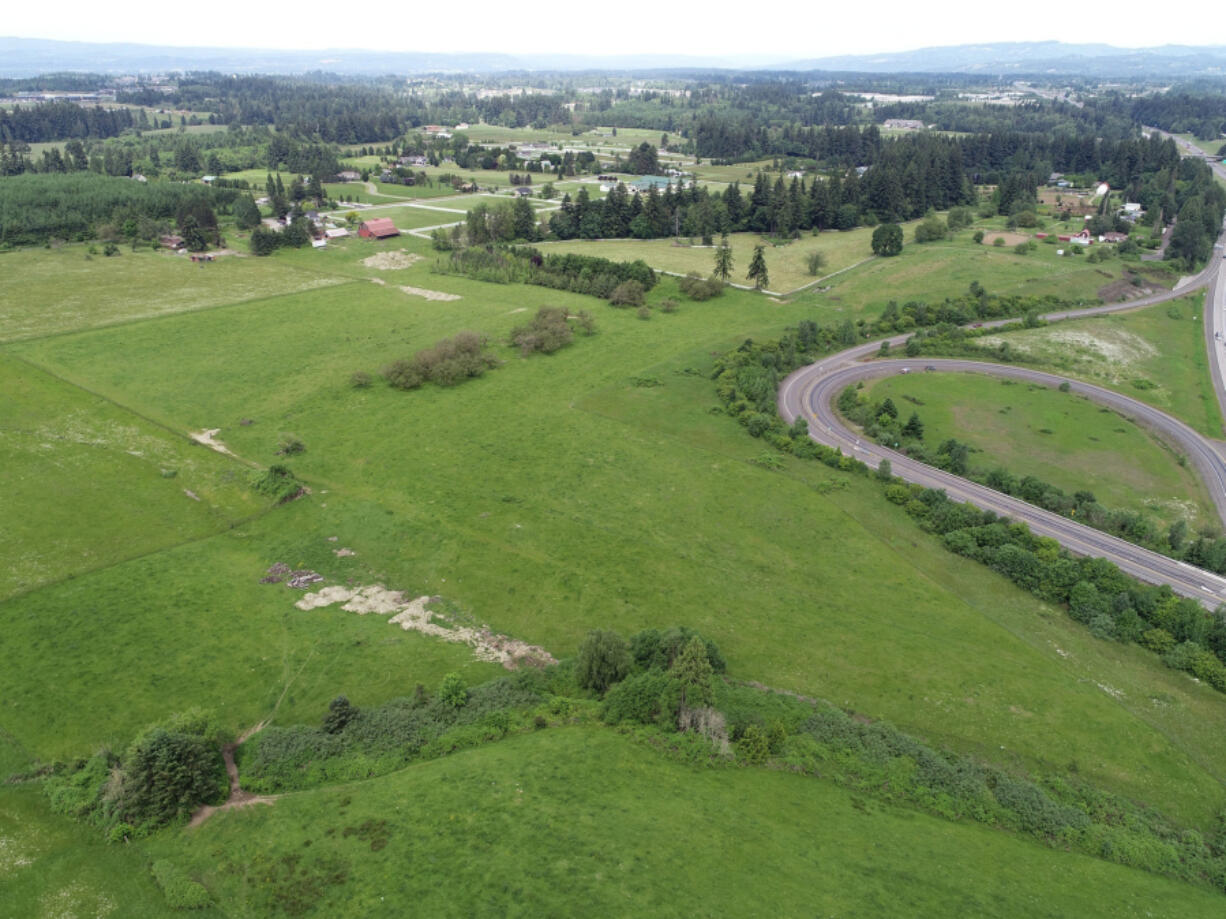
[190,428,236,458]
[189,722,276,828]
[295,585,554,668]
[399,286,461,302]
[361,249,423,270]
[1097,278,1158,302]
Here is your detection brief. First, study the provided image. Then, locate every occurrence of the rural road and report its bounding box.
[779,230,1226,607]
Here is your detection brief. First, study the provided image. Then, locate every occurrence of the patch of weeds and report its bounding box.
[251,465,305,504]
[151,860,212,910]
[1131,378,1157,391]
[253,852,349,917]
[631,376,662,388]
[342,818,391,852]
[1037,428,1054,435]
[748,453,785,471]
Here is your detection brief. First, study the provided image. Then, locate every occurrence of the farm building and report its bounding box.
[160,234,184,249]
[1101,231,1129,243]
[337,170,361,182]
[325,227,349,239]
[1057,229,1093,245]
[628,175,676,194]
[358,218,400,239]
[883,118,925,130]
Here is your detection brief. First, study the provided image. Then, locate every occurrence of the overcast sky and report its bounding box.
[5,0,1221,58]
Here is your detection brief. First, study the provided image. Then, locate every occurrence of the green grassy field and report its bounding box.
[541,225,888,294]
[0,354,264,601]
[6,218,1226,911]
[6,240,1226,828]
[796,235,1160,316]
[862,371,1217,531]
[976,296,1222,437]
[0,246,344,342]
[136,727,1226,918]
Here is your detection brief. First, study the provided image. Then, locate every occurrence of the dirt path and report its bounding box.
[188,722,276,828]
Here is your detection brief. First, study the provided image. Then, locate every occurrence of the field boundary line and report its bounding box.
[0,274,367,347]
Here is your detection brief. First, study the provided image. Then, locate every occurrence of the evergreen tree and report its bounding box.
[714,234,733,281]
[746,245,769,289]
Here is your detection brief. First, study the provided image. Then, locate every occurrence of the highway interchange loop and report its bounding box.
[779,221,1226,607]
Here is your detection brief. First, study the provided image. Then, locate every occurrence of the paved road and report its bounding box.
[779,229,1226,607]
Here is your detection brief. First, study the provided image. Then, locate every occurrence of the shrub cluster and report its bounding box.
[383,331,499,389]
[509,306,593,355]
[677,272,724,301]
[435,246,656,301]
[251,464,305,503]
[44,709,228,838]
[241,672,549,792]
[883,480,1226,692]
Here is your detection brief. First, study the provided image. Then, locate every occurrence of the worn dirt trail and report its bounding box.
[188,722,276,828]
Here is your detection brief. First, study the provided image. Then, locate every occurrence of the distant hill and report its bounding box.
[783,41,1226,76]
[2,36,1226,78]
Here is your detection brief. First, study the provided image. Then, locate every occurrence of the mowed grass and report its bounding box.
[541,225,887,294]
[977,296,1222,437]
[863,372,1217,531]
[0,245,344,342]
[798,234,1148,317]
[145,727,1226,918]
[0,355,264,601]
[9,265,1226,827]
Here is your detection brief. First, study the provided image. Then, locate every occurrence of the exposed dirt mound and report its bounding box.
[1097,278,1157,302]
[295,585,554,668]
[362,250,422,270]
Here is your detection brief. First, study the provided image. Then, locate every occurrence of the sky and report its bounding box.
[4,0,1222,59]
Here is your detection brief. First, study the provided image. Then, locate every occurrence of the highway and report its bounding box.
[778,229,1226,608]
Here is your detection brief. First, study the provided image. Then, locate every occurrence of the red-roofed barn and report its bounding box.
[359,218,400,239]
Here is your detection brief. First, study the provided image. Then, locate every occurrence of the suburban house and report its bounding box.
[160,234,184,249]
[1057,229,1094,245]
[358,218,400,239]
[337,170,361,182]
[1101,231,1129,243]
[512,186,533,197]
[883,118,925,130]
[1122,202,1143,214]
[1095,182,1110,196]
[399,155,428,167]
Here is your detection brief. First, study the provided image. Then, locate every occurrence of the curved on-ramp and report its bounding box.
[778,242,1226,607]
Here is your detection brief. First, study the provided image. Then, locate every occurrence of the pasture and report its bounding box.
[5,216,1226,913]
[4,235,1226,830]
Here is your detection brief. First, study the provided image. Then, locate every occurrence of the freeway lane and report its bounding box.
[778,237,1226,608]
[781,358,1226,607]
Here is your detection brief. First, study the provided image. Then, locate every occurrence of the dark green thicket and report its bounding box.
[0,173,237,246]
[43,708,228,839]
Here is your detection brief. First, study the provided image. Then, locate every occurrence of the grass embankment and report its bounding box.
[141,727,1226,918]
[862,371,1218,532]
[5,237,1226,831]
[976,296,1221,437]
